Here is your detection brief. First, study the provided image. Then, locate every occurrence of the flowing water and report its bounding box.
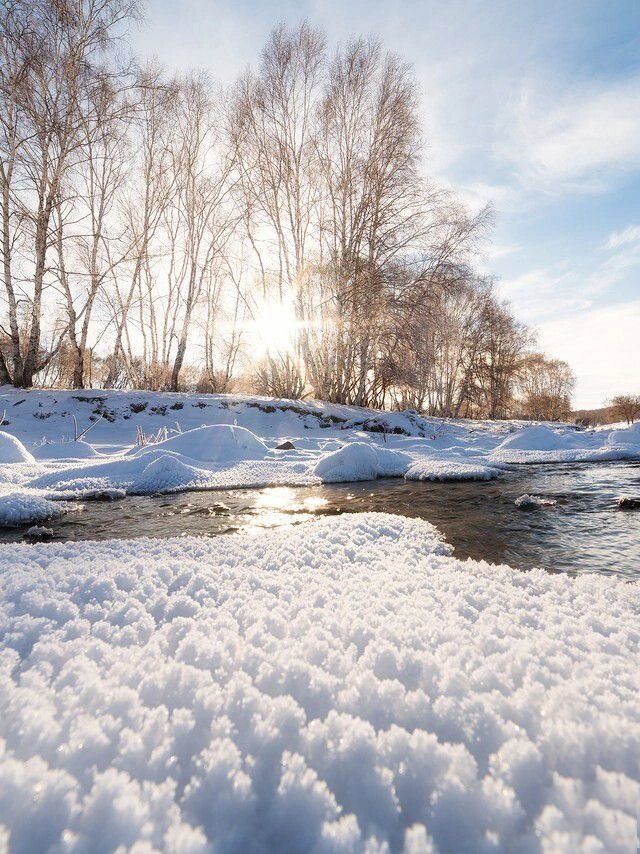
[2,461,639,579]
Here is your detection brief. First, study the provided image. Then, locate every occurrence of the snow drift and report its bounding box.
[0,514,637,852]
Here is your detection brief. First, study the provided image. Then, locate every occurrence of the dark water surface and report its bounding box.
[2,461,640,579]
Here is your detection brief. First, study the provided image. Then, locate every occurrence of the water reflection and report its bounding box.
[1,461,639,578]
[245,487,329,530]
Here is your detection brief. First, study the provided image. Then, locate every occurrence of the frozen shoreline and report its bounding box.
[1,387,639,528]
[0,512,638,851]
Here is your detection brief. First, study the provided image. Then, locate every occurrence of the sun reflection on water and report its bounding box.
[248,487,329,530]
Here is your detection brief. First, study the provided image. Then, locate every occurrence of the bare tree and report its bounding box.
[609,394,640,425]
[0,0,138,387]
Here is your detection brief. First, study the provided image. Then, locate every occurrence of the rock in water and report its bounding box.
[515,493,557,510]
[24,525,54,542]
[617,496,640,510]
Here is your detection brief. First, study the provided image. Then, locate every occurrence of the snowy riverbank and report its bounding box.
[1,387,639,528]
[0,513,638,852]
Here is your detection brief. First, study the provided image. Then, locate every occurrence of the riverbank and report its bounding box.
[1,387,639,529]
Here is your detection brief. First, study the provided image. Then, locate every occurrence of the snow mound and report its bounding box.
[314,442,379,482]
[406,457,501,481]
[0,491,65,527]
[0,431,34,464]
[0,514,637,852]
[31,440,98,460]
[137,424,269,464]
[131,454,201,494]
[314,443,411,482]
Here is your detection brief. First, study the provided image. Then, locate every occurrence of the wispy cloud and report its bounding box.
[503,75,640,192]
[606,224,640,249]
[499,226,640,323]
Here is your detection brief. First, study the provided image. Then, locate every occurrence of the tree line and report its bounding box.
[0,1,575,420]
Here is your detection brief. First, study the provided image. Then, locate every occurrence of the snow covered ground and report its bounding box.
[0,513,638,852]
[1,387,639,527]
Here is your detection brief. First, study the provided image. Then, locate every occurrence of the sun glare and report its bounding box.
[250,299,300,358]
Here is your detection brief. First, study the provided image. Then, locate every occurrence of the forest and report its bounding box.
[0,0,575,419]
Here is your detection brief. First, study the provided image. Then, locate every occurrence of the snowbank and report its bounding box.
[0,431,34,464]
[0,389,639,505]
[314,442,381,482]
[0,514,637,852]
[0,491,65,527]
[607,422,640,447]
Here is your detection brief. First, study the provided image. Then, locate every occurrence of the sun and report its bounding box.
[250,299,300,358]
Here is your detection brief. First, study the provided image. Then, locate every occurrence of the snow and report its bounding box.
[135,424,270,464]
[31,440,98,460]
[0,387,639,524]
[405,458,501,482]
[0,431,34,464]
[313,442,400,482]
[131,454,203,494]
[0,513,637,852]
[0,491,66,527]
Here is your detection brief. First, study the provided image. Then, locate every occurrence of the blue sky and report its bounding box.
[133,0,640,408]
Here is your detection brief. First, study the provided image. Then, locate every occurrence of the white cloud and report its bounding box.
[504,76,640,191]
[537,301,640,408]
[606,224,640,249]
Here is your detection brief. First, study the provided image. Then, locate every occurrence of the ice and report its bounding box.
[0,513,637,852]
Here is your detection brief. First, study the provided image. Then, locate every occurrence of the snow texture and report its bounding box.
[31,440,98,460]
[0,513,638,853]
[0,491,66,527]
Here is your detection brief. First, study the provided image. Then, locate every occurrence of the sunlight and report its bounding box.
[250,299,300,358]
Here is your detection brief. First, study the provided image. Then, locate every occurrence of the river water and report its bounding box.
[2,461,639,579]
